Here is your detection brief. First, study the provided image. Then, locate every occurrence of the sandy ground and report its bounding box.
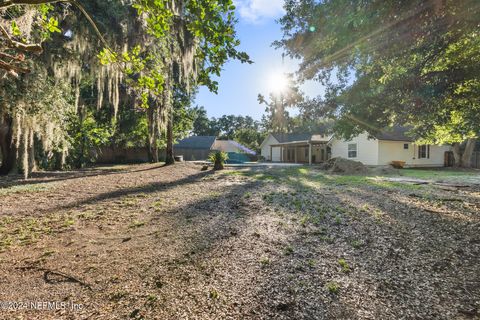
[0,163,479,319]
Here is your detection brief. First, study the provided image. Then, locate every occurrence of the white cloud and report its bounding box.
[234,0,285,24]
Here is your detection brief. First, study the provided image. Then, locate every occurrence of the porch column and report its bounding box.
[309,143,312,165]
[281,147,283,162]
[270,146,272,161]
[294,146,298,163]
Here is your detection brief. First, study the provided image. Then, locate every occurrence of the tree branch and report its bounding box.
[0,25,43,53]
[0,58,30,74]
[0,0,65,9]
[0,51,23,61]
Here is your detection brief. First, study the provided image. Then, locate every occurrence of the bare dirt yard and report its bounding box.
[0,163,479,319]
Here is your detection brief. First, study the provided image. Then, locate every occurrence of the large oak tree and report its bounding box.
[277,0,480,166]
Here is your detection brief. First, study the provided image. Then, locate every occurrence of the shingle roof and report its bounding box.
[213,140,256,155]
[271,133,313,143]
[374,126,414,141]
[174,136,216,150]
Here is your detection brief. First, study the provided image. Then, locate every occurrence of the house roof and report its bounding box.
[213,140,256,155]
[271,133,313,143]
[374,126,414,142]
[174,136,216,150]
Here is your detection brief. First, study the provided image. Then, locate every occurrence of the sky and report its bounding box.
[193,0,325,121]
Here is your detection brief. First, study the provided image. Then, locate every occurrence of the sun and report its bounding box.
[268,72,289,95]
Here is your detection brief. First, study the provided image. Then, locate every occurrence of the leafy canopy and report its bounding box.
[277,0,480,143]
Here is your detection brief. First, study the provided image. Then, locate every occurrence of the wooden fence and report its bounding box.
[472,151,480,169]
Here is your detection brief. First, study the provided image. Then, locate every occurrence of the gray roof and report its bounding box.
[374,126,414,142]
[213,140,256,155]
[174,136,216,150]
[271,133,313,143]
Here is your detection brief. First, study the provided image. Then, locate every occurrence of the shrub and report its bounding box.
[208,151,228,170]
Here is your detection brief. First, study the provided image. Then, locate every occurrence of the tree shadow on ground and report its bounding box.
[3,166,479,319]
[0,163,167,189]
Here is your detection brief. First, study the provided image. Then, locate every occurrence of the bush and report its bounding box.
[208,151,228,170]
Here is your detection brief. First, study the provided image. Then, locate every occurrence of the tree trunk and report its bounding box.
[0,114,16,175]
[28,128,36,174]
[452,138,476,167]
[146,103,159,163]
[164,74,174,166]
[452,142,462,166]
[460,138,476,168]
[165,113,175,165]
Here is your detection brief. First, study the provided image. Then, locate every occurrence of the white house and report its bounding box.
[261,127,451,167]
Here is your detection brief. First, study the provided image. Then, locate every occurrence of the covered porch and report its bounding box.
[269,139,331,165]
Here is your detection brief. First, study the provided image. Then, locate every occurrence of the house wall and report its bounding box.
[260,135,280,161]
[330,133,379,165]
[172,148,211,161]
[377,141,450,167]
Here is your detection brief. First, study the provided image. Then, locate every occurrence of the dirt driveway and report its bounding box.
[0,163,479,319]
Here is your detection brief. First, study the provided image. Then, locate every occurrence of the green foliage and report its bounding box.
[326,281,340,294]
[191,108,265,152]
[278,0,480,143]
[260,257,271,266]
[208,151,228,170]
[113,107,149,148]
[67,111,112,168]
[284,245,294,256]
[10,21,21,36]
[209,288,220,299]
[338,258,351,273]
[192,106,217,136]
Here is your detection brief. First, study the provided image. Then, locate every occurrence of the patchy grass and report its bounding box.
[0,183,53,196]
[326,282,340,294]
[401,168,478,179]
[259,257,271,266]
[338,259,351,273]
[0,163,477,319]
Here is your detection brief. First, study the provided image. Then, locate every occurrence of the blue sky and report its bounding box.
[194,0,325,121]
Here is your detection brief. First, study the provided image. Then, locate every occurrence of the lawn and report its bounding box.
[0,163,478,319]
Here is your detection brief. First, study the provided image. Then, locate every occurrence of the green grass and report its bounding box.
[129,220,146,228]
[326,281,340,294]
[0,183,52,196]
[401,168,477,179]
[338,258,351,273]
[260,257,271,266]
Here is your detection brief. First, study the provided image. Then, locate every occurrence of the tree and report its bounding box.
[278,0,480,167]
[258,73,303,133]
[192,106,217,136]
[102,0,251,165]
[1,0,135,175]
[0,1,109,77]
[2,0,250,174]
[0,67,74,177]
[233,127,264,152]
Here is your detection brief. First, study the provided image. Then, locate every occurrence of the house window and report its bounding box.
[305,147,309,158]
[348,143,357,158]
[418,145,430,159]
[404,143,409,150]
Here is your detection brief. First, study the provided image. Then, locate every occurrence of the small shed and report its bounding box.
[174,136,217,161]
[174,136,256,161]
